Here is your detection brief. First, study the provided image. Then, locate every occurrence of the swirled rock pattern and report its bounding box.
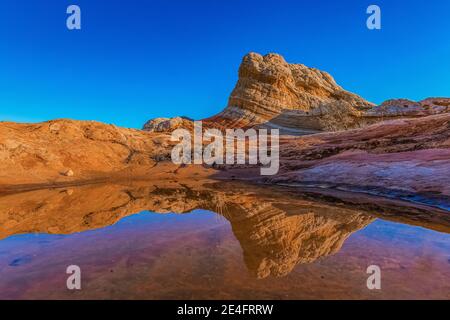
[143,53,450,133]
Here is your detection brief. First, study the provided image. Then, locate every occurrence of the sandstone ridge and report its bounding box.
[143,52,450,134]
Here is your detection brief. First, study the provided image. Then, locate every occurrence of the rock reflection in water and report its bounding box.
[0,180,449,299]
[2,179,449,280]
[0,181,376,279]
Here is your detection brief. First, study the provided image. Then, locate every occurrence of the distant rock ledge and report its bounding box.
[143,116,194,132]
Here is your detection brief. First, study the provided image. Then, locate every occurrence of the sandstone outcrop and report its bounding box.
[143,53,450,134]
[142,116,194,133]
[62,169,74,177]
[220,113,450,208]
[0,119,175,186]
[360,97,450,127]
[206,52,373,132]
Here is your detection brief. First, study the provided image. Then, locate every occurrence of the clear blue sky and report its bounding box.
[1,0,449,128]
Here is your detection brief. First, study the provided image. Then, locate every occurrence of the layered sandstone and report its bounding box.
[207,52,373,132]
[219,113,450,208]
[0,119,175,186]
[143,53,450,134]
[1,105,449,209]
[143,116,194,132]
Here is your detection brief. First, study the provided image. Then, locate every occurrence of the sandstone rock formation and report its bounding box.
[62,169,74,177]
[0,119,175,186]
[219,113,450,209]
[143,116,194,132]
[143,52,450,134]
[368,98,450,117]
[0,52,449,213]
[206,52,373,132]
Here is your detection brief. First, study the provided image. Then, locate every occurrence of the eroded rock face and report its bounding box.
[143,53,449,134]
[1,111,449,203]
[0,119,174,186]
[218,53,450,132]
[142,116,194,133]
[264,113,450,203]
[365,97,450,118]
[211,52,373,131]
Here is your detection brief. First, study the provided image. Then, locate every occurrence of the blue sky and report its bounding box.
[1,0,449,128]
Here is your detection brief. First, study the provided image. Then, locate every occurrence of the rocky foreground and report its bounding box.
[255,113,450,208]
[0,52,449,211]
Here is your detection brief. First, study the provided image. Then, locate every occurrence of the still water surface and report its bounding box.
[0,181,448,299]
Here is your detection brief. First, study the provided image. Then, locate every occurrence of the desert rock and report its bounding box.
[143,116,194,133]
[144,53,449,134]
[62,169,74,177]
